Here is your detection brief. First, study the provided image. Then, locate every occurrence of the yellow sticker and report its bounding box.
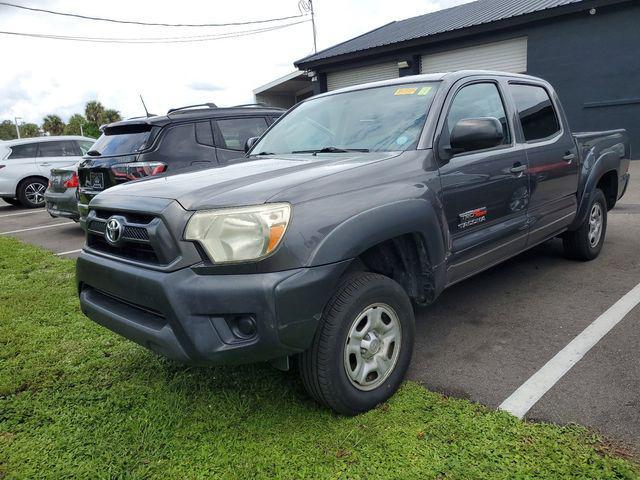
[417,86,433,96]
[394,87,418,96]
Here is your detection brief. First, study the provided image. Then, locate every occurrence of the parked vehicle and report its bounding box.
[0,136,95,208]
[45,162,81,221]
[77,104,284,222]
[76,71,630,415]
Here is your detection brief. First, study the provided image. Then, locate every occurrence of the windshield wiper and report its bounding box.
[253,151,275,156]
[292,146,370,155]
[86,150,101,157]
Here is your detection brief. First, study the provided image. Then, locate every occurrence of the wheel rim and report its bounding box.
[343,303,402,391]
[588,202,603,248]
[25,182,46,206]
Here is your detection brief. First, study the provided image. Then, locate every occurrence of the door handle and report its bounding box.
[563,153,576,162]
[509,164,527,174]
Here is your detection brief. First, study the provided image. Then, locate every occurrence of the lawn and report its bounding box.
[0,236,638,479]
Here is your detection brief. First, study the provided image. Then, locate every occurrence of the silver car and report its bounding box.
[0,136,95,208]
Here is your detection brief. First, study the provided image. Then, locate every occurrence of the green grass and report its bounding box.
[0,236,638,480]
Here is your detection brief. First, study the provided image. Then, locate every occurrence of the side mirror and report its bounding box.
[244,136,259,153]
[450,117,504,154]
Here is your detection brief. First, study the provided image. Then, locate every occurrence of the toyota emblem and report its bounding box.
[105,217,123,245]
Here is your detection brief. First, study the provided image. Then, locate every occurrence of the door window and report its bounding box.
[509,84,560,141]
[37,141,79,157]
[444,82,511,152]
[217,117,268,151]
[7,143,37,159]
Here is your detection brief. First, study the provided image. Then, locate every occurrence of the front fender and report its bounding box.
[307,198,447,269]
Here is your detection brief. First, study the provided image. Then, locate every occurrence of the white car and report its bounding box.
[0,136,95,208]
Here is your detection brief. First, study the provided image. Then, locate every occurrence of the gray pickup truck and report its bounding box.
[77,71,630,415]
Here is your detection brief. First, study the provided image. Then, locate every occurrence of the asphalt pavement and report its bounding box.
[1,162,639,454]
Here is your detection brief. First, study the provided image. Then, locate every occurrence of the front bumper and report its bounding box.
[77,251,350,365]
[45,188,79,221]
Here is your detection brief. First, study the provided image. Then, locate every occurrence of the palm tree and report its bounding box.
[102,109,122,124]
[85,101,105,125]
[42,115,65,136]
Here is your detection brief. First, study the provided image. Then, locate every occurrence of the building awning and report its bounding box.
[253,71,313,109]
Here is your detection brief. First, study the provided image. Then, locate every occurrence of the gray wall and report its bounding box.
[526,2,640,156]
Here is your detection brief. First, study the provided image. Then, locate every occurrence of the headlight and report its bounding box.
[184,203,291,263]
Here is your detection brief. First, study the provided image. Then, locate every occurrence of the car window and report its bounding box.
[90,124,159,156]
[217,117,269,151]
[510,84,561,141]
[444,82,511,150]
[37,141,79,158]
[7,143,38,159]
[78,140,95,155]
[195,121,214,147]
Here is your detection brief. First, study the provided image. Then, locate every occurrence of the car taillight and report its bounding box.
[64,172,79,188]
[111,162,167,181]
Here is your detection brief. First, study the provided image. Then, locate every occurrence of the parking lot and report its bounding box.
[2,161,639,453]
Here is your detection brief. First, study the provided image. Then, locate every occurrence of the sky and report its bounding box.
[0,0,474,125]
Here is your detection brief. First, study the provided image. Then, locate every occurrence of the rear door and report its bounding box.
[507,82,579,245]
[437,78,530,283]
[36,140,81,176]
[213,117,270,164]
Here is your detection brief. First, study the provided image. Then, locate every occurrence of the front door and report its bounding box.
[437,79,530,284]
[507,82,579,245]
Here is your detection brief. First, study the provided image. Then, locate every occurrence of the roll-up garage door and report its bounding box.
[420,37,527,74]
[326,62,399,91]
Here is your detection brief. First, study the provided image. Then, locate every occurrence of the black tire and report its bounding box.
[2,197,20,206]
[299,272,415,415]
[17,177,47,208]
[563,188,607,261]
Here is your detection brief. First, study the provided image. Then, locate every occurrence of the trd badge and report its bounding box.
[458,207,487,230]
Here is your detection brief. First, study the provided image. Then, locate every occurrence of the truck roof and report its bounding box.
[314,70,546,99]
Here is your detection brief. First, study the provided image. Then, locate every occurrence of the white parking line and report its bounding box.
[56,249,82,256]
[0,208,46,218]
[499,281,640,418]
[0,222,72,235]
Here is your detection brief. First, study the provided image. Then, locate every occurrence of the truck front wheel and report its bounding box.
[299,272,415,415]
[563,188,607,261]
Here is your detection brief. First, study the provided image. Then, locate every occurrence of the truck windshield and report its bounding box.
[252,82,439,155]
[89,124,159,157]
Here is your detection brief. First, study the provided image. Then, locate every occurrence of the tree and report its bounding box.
[102,109,122,124]
[64,114,88,136]
[85,101,105,125]
[42,115,66,136]
[0,120,17,140]
[20,123,40,138]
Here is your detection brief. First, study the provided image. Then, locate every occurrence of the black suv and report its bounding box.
[77,104,283,221]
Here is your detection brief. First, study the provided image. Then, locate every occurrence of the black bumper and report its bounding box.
[77,252,350,365]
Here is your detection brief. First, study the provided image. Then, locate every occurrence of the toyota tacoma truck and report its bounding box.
[77,71,630,415]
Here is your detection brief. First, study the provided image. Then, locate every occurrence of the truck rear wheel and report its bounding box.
[563,188,607,261]
[299,272,415,415]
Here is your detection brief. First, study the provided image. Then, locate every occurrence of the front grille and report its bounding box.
[123,225,149,241]
[88,234,160,264]
[86,210,160,264]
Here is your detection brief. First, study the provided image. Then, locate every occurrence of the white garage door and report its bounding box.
[326,62,399,91]
[420,37,528,74]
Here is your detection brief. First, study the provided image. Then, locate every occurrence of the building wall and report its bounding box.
[526,2,640,156]
[313,2,639,154]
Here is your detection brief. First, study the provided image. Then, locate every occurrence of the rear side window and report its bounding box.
[217,117,268,151]
[195,121,214,146]
[7,143,37,159]
[510,84,561,141]
[37,141,79,157]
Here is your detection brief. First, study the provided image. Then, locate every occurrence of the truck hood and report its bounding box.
[101,152,401,210]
